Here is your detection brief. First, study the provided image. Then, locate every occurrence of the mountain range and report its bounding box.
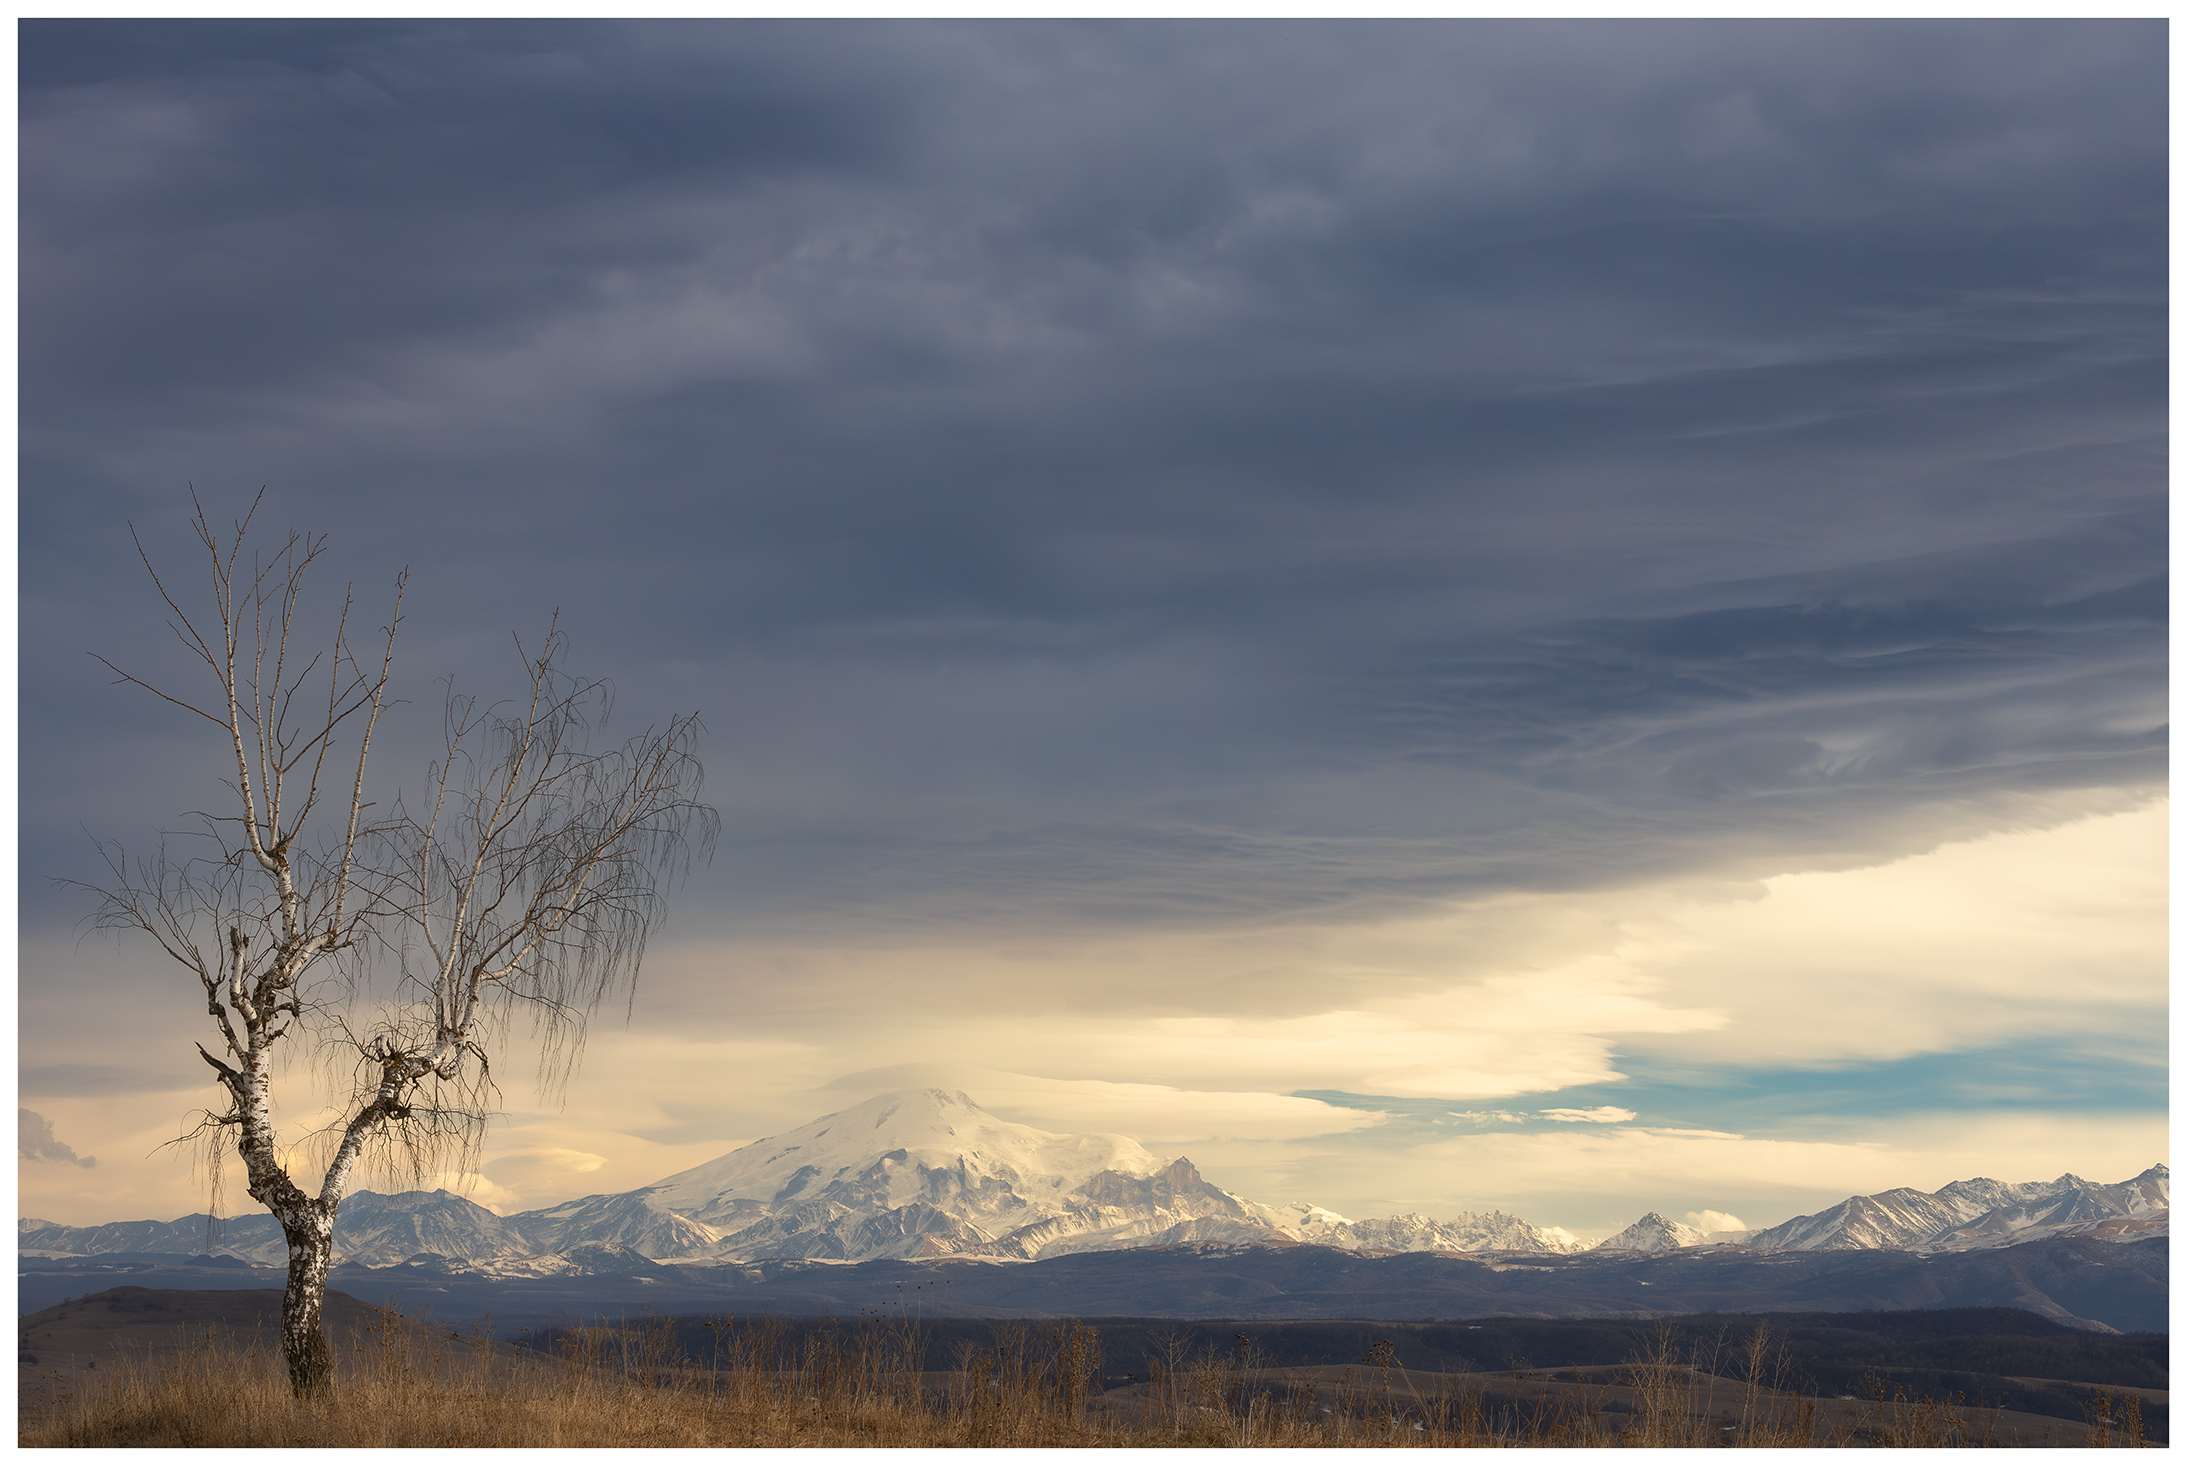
[1744,1167,2171,1252]
[18,1088,2168,1276]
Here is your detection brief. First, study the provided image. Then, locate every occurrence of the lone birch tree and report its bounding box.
[84,497,715,1396]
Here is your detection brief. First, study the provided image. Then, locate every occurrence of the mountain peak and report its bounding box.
[1593,1211,1706,1253]
[643,1090,1172,1236]
[828,1088,994,1138]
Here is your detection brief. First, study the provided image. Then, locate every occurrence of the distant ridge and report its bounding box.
[1747,1165,2170,1253]
[18,1091,2168,1274]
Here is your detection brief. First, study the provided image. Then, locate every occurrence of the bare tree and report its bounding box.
[83,496,716,1396]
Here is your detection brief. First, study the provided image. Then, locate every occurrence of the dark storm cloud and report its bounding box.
[21,20,2165,938]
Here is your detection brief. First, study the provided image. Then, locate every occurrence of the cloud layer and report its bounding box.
[23,20,2163,935]
[16,22,2164,1229]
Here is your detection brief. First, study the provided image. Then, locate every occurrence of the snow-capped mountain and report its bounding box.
[18,1188,535,1269]
[18,1091,1577,1271]
[511,1188,727,1259]
[627,1091,1597,1263]
[1572,1166,2171,1258]
[623,1089,1297,1262]
[1284,1205,1581,1255]
[1591,1211,1708,1253]
[20,1090,2164,1275]
[1746,1166,2169,1253]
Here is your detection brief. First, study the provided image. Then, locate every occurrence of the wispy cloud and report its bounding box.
[20,1110,97,1169]
[1686,1209,1747,1232]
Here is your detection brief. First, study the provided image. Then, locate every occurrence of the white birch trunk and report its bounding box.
[276,1209,336,1396]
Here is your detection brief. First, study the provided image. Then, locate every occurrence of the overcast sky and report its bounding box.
[19,20,2167,1236]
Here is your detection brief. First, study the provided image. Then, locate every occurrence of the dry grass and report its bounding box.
[19,1309,2141,1448]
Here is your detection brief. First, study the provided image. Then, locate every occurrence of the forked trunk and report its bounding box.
[280,1209,336,1397]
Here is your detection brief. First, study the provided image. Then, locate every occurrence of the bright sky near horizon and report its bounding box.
[18,20,2167,1237]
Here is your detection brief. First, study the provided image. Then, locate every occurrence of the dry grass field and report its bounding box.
[19,1296,2151,1448]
